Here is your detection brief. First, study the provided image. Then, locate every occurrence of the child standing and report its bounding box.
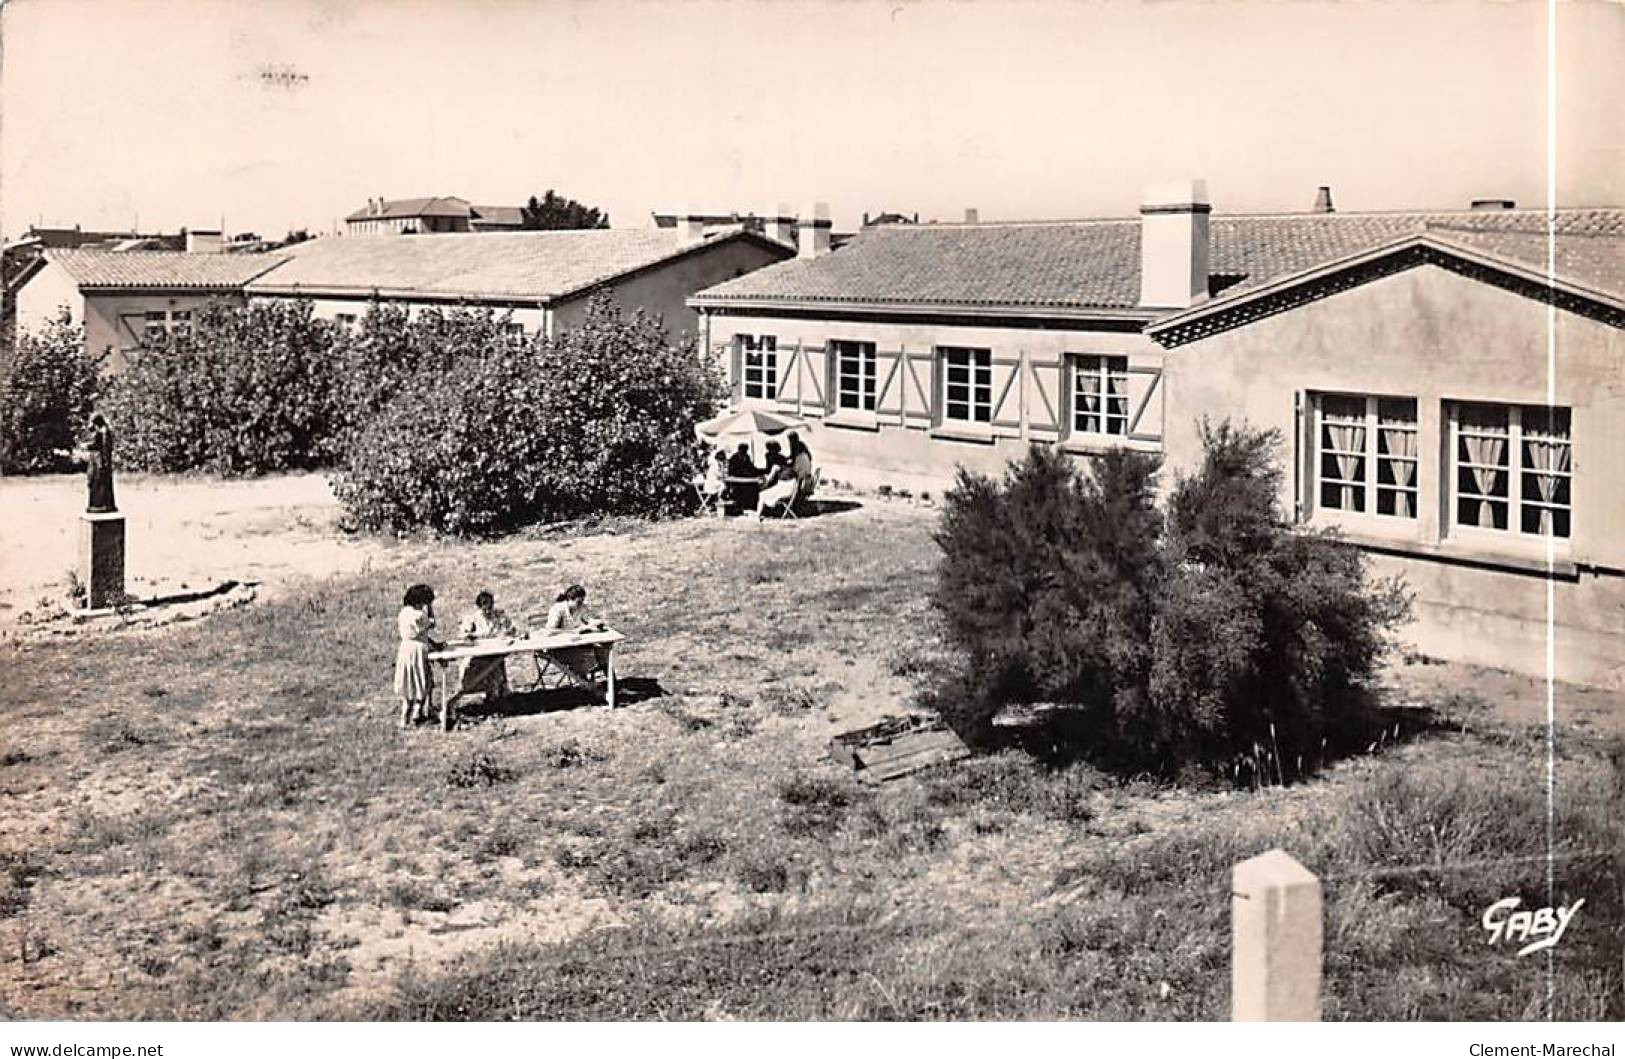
[394,583,443,727]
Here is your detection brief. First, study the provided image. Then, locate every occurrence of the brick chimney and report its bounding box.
[798,201,831,260]
[963,207,979,224]
[1138,179,1211,310]
[1312,186,1334,213]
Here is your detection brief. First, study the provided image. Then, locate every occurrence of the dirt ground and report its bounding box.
[0,472,399,632]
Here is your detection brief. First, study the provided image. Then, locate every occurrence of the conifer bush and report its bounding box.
[930,423,1409,775]
[0,311,97,474]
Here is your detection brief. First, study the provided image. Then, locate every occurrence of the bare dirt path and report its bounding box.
[0,472,396,629]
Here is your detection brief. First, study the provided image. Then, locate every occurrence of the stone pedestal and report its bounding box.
[80,512,126,610]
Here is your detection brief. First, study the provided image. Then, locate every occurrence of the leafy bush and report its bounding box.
[0,310,97,473]
[335,295,724,535]
[930,422,1409,775]
[101,299,339,475]
[325,304,512,458]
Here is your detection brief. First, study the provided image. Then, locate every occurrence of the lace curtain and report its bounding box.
[1523,435,1571,535]
[1325,421,1365,509]
[1461,432,1506,527]
[1380,425,1418,517]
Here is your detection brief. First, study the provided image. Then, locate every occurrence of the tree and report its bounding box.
[521,190,610,230]
[0,310,97,474]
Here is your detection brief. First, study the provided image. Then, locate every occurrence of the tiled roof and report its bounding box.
[246,229,779,302]
[47,249,290,290]
[344,196,472,222]
[471,205,525,227]
[1422,225,1625,300]
[691,207,1625,312]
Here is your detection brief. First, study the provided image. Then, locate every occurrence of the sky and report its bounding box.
[1,0,1621,240]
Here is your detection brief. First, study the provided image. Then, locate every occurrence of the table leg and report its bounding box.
[440,662,452,732]
[606,646,617,709]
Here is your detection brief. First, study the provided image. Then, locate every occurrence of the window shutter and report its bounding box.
[729,338,743,402]
[1293,390,1306,523]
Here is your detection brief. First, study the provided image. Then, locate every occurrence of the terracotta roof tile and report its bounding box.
[47,249,290,290]
[691,207,1625,311]
[246,229,777,302]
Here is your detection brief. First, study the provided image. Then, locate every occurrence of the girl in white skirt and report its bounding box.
[394,583,444,727]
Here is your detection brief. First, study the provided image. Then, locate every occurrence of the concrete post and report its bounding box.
[79,512,127,610]
[1232,848,1321,1021]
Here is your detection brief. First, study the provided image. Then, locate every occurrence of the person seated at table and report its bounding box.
[698,449,728,508]
[457,589,515,703]
[724,443,761,511]
[788,433,816,502]
[543,584,612,684]
[763,440,789,475]
[756,455,799,519]
[726,443,759,479]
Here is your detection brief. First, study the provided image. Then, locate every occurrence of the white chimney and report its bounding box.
[766,202,797,247]
[798,201,831,259]
[1138,179,1211,309]
[186,229,224,253]
[671,206,707,241]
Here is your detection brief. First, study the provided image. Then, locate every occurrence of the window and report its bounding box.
[335,313,358,332]
[1314,394,1418,518]
[144,311,168,341]
[1072,355,1129,436]
[504,321,525,344]
[739,334,778,400]
[1451,402,1571,538]
[169,310,192,337]
[941,347,991,424]
[833,340,877,412]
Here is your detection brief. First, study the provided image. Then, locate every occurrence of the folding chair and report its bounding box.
[692,476,724,517]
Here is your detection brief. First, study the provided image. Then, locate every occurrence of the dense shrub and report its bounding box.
[0,311,97,473]
[931,422,1409,775]
[335,295,724,535]
[101,299,339,475]
[326,304,512,458]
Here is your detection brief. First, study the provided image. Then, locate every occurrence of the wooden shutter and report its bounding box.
[903,346,935,428]
[801,340,828,415]
[990,356,1022,437]
[774,341,801,409]
[1124,364,1165,444]
[874,348,905,419]
[1026,357,1063,439]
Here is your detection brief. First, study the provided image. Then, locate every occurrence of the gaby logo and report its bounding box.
[1481,897,1584,956]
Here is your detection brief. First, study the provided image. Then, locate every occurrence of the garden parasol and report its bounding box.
[694,407,812,465]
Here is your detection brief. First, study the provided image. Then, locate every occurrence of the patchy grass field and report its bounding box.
[0,478,1620,1020]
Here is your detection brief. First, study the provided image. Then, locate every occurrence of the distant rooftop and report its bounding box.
[45,248,290,290]
[247,228,788,302]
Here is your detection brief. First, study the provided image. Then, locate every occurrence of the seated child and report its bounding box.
[457,589,515,702]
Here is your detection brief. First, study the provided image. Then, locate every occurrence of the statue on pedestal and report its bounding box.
[84,412,116,514]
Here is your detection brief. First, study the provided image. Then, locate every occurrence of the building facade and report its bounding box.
[11,249,288,371]
[344,197,525,236]
[690,188,1625,685]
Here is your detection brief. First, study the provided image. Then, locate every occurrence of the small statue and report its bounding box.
[84,412,116,514]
